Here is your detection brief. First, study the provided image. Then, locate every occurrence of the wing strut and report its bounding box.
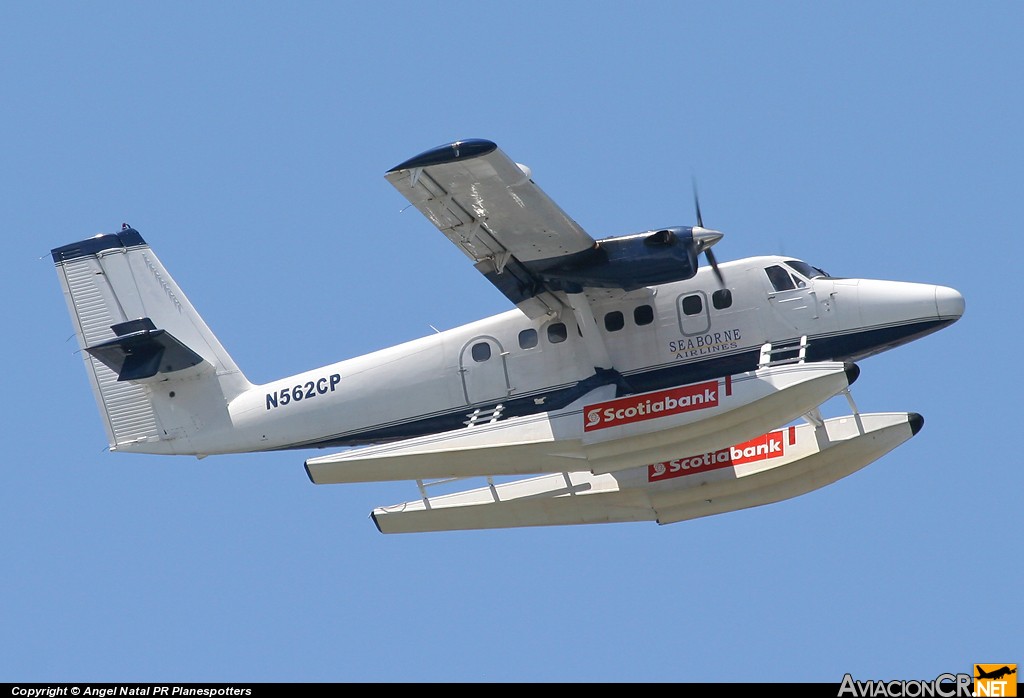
[564,291,613,370]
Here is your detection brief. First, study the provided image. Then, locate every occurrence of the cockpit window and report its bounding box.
[765,265,797,291]
[784,260,829,279]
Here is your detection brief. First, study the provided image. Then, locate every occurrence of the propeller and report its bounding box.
[691,180,725,287]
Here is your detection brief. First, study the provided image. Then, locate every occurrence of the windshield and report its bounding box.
[784,260,830,279]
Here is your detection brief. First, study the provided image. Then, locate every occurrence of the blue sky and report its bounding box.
[2,1,1021,683]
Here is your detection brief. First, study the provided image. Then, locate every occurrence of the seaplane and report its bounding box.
[51,138,965,533]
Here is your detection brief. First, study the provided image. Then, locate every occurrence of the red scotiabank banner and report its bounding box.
[648,429,793,482]
[583,380,719,432]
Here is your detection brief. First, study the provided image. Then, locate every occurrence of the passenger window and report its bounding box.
[634,304,654,326]
[604,311,624,332]
[765,265,797,292]
[712,289,733,309]
[682,294,703,316]
[518,328,538,350]
[471,342,491,362]
[547,322,568,344]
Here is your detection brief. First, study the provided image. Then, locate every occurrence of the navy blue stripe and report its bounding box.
[288,318,955,452]
[806,319,954,362]
[51,228,147,263]
[622,348,761,394]
[285,371,617,450]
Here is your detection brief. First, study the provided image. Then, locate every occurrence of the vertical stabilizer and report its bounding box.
[52,226,252,455]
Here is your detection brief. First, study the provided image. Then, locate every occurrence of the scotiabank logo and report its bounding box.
[648,428,794,482]
[584,380,719,431]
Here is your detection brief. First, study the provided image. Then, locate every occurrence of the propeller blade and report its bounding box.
[693,179,725,287]
[692,179,704,228]
[705,246,725,287]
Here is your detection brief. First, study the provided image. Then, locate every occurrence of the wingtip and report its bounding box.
[387,138,498,173]
[51,227,147,263]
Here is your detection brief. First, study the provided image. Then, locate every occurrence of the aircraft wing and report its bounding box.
[385,139,596,318]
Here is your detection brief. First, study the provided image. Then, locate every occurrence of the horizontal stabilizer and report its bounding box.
[85,317,207,381]
[370,412,922,533]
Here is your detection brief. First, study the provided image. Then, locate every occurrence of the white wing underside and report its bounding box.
[385,139,626,317]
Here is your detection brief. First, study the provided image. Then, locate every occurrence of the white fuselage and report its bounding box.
[168,255,963,456]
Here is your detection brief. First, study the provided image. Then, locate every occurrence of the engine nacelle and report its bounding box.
[532,226,700,292]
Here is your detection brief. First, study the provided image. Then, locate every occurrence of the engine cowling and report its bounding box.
[530,226,704,292]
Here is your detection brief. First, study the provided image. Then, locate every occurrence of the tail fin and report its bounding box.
[52,226,252,455]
